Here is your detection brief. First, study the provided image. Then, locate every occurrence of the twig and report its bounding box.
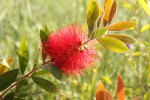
[0,68,38,99]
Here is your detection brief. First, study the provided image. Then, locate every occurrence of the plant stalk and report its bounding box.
[0,68,38,99]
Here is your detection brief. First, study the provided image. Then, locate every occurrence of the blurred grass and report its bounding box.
[0,0,150,100]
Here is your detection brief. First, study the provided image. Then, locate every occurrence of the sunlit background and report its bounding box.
[0,0,150,99]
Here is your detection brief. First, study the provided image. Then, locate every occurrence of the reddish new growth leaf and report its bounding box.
[117,73,125,100]
[96,81,105,100]
[96,81,113,100]
[42,24,98,75]
[105,90,113,100]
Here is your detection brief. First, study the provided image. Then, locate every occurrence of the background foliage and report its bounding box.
[0,0,150,99]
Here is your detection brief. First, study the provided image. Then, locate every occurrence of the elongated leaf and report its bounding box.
[140,24,150,32]
[97,36,129,53]
[16,82,34,94]
[39,63,63,81]
[32,70,50,76]
[40,30,49,42]
[103,0,113,26]
[104,0,113,9]
[105,90,113,100]
[40,28,49,64]
[109,0,117,23]
[33,50,39,68]
[105,34,136,44]
[15,80,34,94]
[138,0,150,16]
[16,92,43,98]
[93,27,108,39]
[117,73,125,100]
[96,81,105,100]
[18,35,29,74]
[86,0,99,34]
[32,77,59,93]
[43,25,50,34]
[3,92,14,100]
[108,22,137,31]
[97,1,103,27]
[0,69,19,91]
[15,79,28,93]
[98,0,103,18]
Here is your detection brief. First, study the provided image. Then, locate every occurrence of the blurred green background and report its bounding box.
[0,0,150,100]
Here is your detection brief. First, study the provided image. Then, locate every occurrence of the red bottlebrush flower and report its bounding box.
[42,24,97,75]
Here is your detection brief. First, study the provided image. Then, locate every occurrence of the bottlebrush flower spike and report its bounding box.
[42,24,98,75]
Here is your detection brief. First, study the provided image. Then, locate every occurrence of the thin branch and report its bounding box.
[0,68,38,99]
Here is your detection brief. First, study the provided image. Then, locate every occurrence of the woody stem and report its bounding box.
[0,68,38,99]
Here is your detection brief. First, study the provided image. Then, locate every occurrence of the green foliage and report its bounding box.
[40,30,49,42]
[97,36,129,53]
[15,79,28,93]
[86,0,99,34]
[105,34,136,44]
[32,77,59,93]
[3,92,14,100]
[39,64,63,81]
[40,25,50,42]
[0,69,18,91]
[18,35,29,74]
[16,92,43,98]
[93,28,108,39]
[43,25,50,34]
[138,0,150,16]
[0,0,150,99]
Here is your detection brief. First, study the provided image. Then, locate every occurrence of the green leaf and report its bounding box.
[15,80,28,93]
[16,92,43,98]
[40,25,51,42]
[15,81,35,97]
[32,70,50,76]
[138,0,150,16]
[32,77,59,93]
[3,92,14,100]
[43,25,50,34]
[97,36,129,53]
[144,91,150,100]
[93,27,108,39]
[105,34,136,44]
[0,69,19,91]
[86,0,99,34]
[39,63,63,81]
[40,29,49,42]
[140,24,150,33]
[33,51,39,68]
[16,82,34,94]
[18,34,29,74]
